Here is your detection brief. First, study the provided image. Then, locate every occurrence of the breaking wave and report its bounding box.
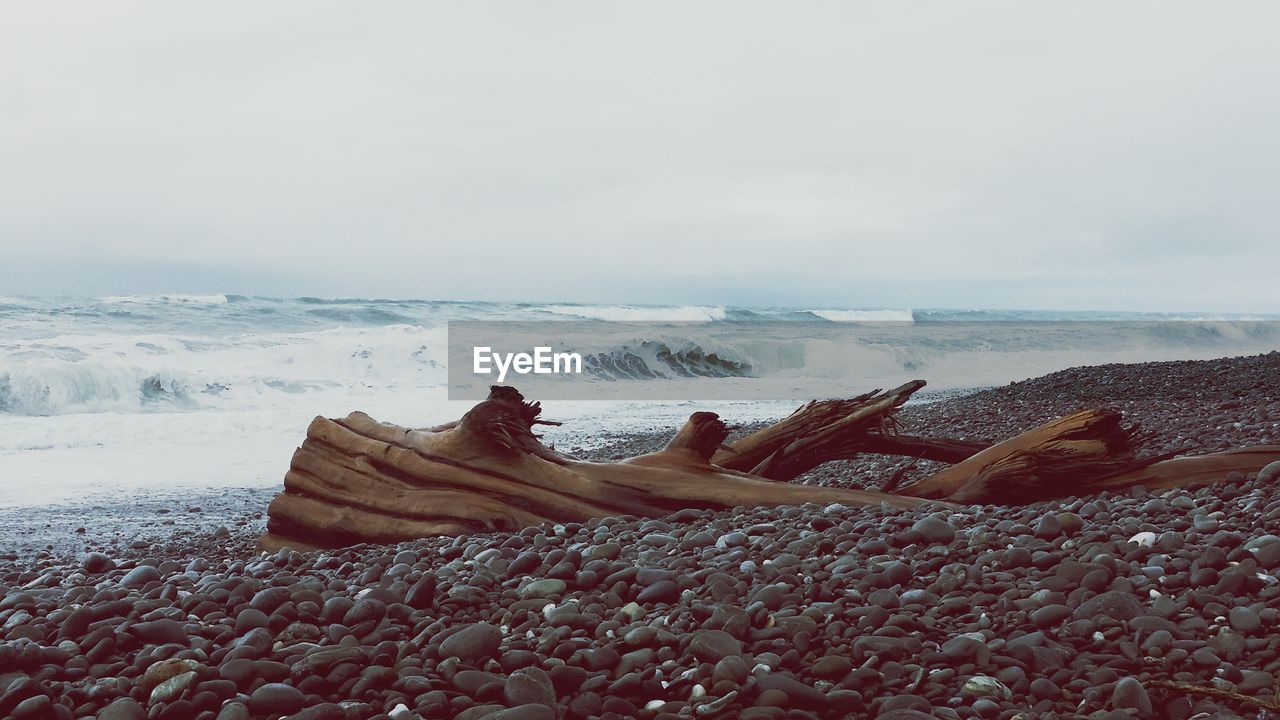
[3,295,1279,414]
[537,304,728,322]
[0,323,449,416]
[807,309,915,323]
[0,366,198,416]
[100,294,230,305]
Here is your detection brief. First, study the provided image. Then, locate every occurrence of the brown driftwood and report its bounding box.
[895,409,1152,502]
[894,408,1280,504]
[262,384,1280,550]
[261,388,940,551]
[1147,679,1280,712]
[709,380,984,480]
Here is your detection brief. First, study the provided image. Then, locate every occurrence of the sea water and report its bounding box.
[1,295,1277,506]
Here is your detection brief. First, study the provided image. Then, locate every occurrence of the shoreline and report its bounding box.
[4,351,1276,568]
[2,352,1279,718]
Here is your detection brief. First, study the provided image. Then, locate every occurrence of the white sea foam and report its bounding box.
[100,294,230,304]
[538,304,727,322]
[2,296,1278,507]
[808,309,915,323]
[0,324,449,416]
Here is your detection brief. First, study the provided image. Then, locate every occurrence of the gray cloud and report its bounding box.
[2,2,1278,311]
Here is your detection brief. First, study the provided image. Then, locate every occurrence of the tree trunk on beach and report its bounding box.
[261,384,1280,551]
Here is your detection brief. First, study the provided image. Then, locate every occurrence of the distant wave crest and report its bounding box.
[807,309,915,323]
[537,304,727,322]
[101,294,229,305]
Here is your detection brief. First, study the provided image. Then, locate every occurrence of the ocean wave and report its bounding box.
[578,341,754,380]
[296,296,437,306]
[807,309,915,323]
[489,319,1280,384]
[0,365,199,416]
[100,294,229,305]
[304,307,419,325]
[536,304,728,322]
[4,299,1279,416]
[0,323,451,416]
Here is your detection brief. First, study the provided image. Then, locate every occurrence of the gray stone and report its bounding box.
[1030,604,1071,629]
[1193,515,1219,532]
[688,629,743,663]
[636,580,680,604]
[1074,591,1144,622]
[1259,460,1280,483]
[1240,670,1275,692]
[1256,538,1280,569]
[1191,647,1221,668]
[713,655,749,685]
[811,655,852,679]
[215,703,251,720]
[1111,676,1153,717]
[481,705,556,720]
[148,670,196,704]
[1229,606,1262,633]
[961,675,1012,700]
[439,622,503,663]
[249,586,292,614]
[248,683,305,715]
[120,565,161,588]
[97,697,146,720]
[1034,513,1062,540]
[11,696,50,720]
[1029,677,1060,700]
[503,667,555,708]
[520,579,566,598]
[910,516,957,545]
[83,552,115,573]
[942,634,990,665]
[130,619,187,645]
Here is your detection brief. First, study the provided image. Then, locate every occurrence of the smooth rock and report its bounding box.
[1258,460,1280,483]
[120,565,161,588]
[636,581,680,604]
[83,552,115,573]
[248,683,305,715]
[440,622,504,663]
[503,666,555,708]
[1111,676,1153,717]
[1074,591,1144,621]
[98,697,146,720]
[688,629,743,663]
[910,516,957,545]
[1228,606,1262,633]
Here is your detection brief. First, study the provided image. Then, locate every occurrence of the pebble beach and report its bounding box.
[4,353,1280,720]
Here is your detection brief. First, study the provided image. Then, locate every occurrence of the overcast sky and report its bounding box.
[2,3,1278,311]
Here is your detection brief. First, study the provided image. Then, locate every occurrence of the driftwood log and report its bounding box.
[261,383,1280,551]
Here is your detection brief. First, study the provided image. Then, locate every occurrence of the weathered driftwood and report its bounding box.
[711,380,988,479]
[261,384,1280,551]
[260,388,938,551]
[894,408,1280,503]
[895,409,1151,502]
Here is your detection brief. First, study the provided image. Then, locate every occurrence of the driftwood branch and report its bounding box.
[1148,679,1280,712]
[895,409,1152,502]
[261,386,940,551]
[262,384,1280,550]
[710,380,988,479]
